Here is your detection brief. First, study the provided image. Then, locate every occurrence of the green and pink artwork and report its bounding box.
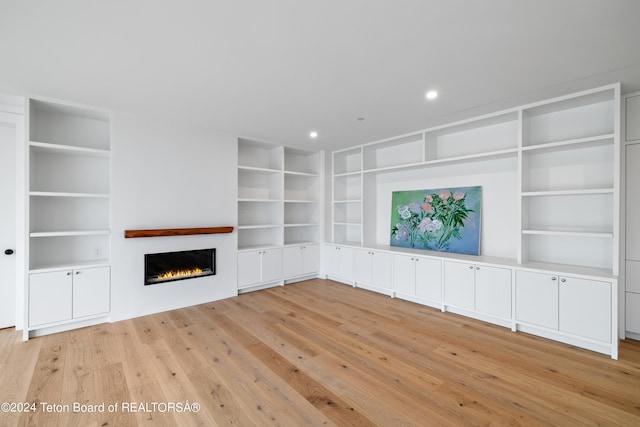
[390,186,481,255]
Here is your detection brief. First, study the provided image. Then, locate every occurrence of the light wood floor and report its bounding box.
[1,279,639,426]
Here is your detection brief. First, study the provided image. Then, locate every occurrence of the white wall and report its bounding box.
[110,114,237,322]
[371,157,518,259]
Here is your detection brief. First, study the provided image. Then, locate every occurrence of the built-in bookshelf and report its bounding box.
[237,139,321,289]
[25,98,112,339]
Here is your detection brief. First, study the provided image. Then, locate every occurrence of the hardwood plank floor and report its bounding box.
[1,279,639,426]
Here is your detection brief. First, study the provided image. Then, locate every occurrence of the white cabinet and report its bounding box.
[444,261,512,318]
[324,245,353,282]
[72,267,111,318]
[443,261,475,310]
[237,249,282,288]
[29,270,72,326]
[559,276,611,343]
[515,271,559,329]
[29,267,110,327]
[353,249,391,291]
[392,254,442,302]
[515,270,612,343]
[283,244,319,279]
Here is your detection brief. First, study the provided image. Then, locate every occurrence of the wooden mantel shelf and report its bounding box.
[124,226,234,238]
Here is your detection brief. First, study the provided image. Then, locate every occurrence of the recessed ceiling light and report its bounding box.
[309,131,318,139]
[426,90,438,100]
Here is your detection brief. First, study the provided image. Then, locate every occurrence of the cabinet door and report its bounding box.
[627,292,640,334]
[337,247,353,281]
[238,251,262,287]
[371,251,392,289]
[559,277,611,342]
[515,270,558,329]
[29,271,73,326]
[261,248,283,283]
[282,246,302,278]
[324,245,339,277]
[392,254,416,295]
[302,244,320,275]
[444,261,475,309]
[415,257,442,301]
[73,267,110,318]
[475,266,512,318]
[353,249,372,285]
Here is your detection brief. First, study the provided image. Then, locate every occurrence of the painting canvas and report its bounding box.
[390,186,481,255]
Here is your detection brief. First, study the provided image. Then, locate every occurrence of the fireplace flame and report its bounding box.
[157,267,203,280]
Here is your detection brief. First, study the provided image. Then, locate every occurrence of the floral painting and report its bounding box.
[390,186,481,255]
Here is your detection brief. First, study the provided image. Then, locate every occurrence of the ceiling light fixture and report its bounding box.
[309,131,318,139]
[426,90,438,100]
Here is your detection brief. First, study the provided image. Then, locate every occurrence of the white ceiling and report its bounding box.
[1,0,640,151]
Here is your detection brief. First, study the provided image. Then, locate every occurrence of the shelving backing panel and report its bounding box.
[238,139,283,170]
[522,93,615,147]
[425,115,518,161]
[521,193,613,234]
[333,147,362,175]
[238,200,282,227]
[523,234,613,271]
[30,149,110,194]
[238,169,283,200]
[30,196,110,233]
[29,234,111,271]
[29,100,110,150]
[284,148,319,174]
[362,134,423,171]
[521,143,614,193]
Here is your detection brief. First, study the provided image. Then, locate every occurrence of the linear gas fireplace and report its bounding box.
[144,248,216,286]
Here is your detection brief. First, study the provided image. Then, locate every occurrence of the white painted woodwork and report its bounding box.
[72,266,110,318]
[626,292,640,334]
[0,121,17,329]
[393,254,442,302]
[515,270,559,330]
[414,256,442,301]
[626,260,640,293]
[392,254,417,295]
[558,276,611,342]
[444,261,475,309]
[237,139,320,288]
[626,94,640,142]
[283,244,320,279]
[237,249,282,287]
[324,244,353,281]
[626,144,640,260]
[354,249,391,290]
[475,265,512,319]
[261,248,282,283]
[28,270,73,326]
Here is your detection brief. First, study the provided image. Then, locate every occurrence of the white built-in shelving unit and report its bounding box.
[237,138,321,291]
[327,84,620,358]
[25,99,112,339]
